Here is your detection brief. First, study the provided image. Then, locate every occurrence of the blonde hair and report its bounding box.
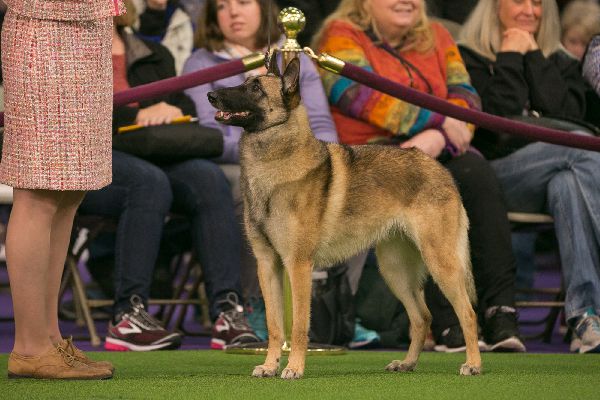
[561,0,600,44]
[312,0,433,53]
[115,0,137,28]
[459,0,562,61]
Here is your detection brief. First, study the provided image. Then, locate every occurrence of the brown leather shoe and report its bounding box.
[59,337,115,373]
[8,346,112,380]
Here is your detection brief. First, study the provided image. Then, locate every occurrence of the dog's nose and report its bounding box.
[207,91,217,105]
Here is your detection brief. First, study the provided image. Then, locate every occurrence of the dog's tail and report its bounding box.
[458,206,477,305]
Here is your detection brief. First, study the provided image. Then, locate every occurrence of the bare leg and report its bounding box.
[7,189,63,355]
[46,191,86,345]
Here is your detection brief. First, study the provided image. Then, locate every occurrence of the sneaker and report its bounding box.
[483,306,526,352]
[105,295,182,351]
[570,308,600,354]
[245,297,268,341]
[433,324,488,353]
[348,319,380,349]
[211,293,260,350]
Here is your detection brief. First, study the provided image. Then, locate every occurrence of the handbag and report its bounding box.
[112,121,224,163]
[474,113,600,160]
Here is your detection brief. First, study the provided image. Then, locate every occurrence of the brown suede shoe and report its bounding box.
[59,337,115,373]
[8,346,112,380]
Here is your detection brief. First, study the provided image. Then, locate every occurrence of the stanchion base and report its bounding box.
[224,341,346,355]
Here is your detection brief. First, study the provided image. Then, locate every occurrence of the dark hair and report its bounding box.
[195,0,280,51]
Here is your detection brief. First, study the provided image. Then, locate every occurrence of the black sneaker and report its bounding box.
[105,295,182,351]
[211,293,260,350]
[483,306,526,352]
[433,324,488,353]
[434,325,468,352]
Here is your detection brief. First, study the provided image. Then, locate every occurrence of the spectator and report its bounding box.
[132,0,194,74]
[460,0,600,353]
[560,0,600,60]
[182,0,339,340]
[583,33,600,94]
[314,0,525,353]
[78,0,259,351]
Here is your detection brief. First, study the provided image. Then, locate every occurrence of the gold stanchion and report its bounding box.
[225,7,345,356]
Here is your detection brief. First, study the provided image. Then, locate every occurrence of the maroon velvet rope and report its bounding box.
[0,58,247,127]
[341,62,600,152]
[1,57,599,153]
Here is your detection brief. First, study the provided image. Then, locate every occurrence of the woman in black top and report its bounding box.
[460,0,600,354]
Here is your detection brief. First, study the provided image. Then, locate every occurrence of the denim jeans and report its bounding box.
[79,151,172,315]
[80,151,243,320]
[491,141,600,320]
[162,158,243,321]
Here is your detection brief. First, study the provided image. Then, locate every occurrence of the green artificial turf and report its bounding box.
[1,351,598,400]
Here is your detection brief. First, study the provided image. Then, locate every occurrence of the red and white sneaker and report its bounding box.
[211,293,260,350]
[105,295,182,351]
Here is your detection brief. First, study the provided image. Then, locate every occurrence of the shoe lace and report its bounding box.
[57,345,76,367]
[129,295,164,331]
[219,293,251,331]
[578,315,600,335]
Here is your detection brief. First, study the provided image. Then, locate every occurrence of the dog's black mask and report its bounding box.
[207,57,301,133]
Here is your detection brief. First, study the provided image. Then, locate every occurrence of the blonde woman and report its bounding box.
[561,0,600,60]
[2,0,124,378]
[460,0,600,353]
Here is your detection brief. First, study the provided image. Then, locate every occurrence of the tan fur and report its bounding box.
[209,61,481,379]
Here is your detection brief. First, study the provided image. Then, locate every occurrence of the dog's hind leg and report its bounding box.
[250,238,285,378]
[376,234,431,372]
[413,209,481,376]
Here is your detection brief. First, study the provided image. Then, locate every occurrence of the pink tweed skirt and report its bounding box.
[0,10,113,190]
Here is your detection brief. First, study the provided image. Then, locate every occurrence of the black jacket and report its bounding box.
[459,46,587,159]
[113,29,196,131]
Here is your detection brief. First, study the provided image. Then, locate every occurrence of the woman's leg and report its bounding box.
[7,189,70,355]
[492,142,600,320]
[46,191,86,345]
[426,152,519,350]
[163,159,244,320]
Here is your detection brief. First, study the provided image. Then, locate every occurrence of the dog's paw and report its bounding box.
[385,360,416,372]
[280,367,303,380]
[459,363,481,376]
[252,364,278,378]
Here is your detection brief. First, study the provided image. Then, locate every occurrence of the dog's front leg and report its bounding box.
[280,259,312,380]
[252,244,285,378]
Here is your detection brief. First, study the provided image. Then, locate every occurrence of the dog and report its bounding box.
[208,57,481,379]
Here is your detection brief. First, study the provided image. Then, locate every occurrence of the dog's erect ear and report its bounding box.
[282,57,300,97]
[267,54,281,76]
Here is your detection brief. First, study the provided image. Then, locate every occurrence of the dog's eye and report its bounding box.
[252,82,261,92]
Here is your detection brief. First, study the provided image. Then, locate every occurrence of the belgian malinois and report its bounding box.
[208,57,481,379]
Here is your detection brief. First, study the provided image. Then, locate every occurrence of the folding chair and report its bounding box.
[59,214,210,346]
[509,212,565,343]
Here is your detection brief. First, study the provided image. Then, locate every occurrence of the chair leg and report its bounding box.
[542,291,566,343]
[68,257,102,347]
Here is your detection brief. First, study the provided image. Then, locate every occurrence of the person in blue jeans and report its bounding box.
[460,0,600,353]
[77,4,259,351]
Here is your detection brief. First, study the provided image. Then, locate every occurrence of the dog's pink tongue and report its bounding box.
[216,111,232,120]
